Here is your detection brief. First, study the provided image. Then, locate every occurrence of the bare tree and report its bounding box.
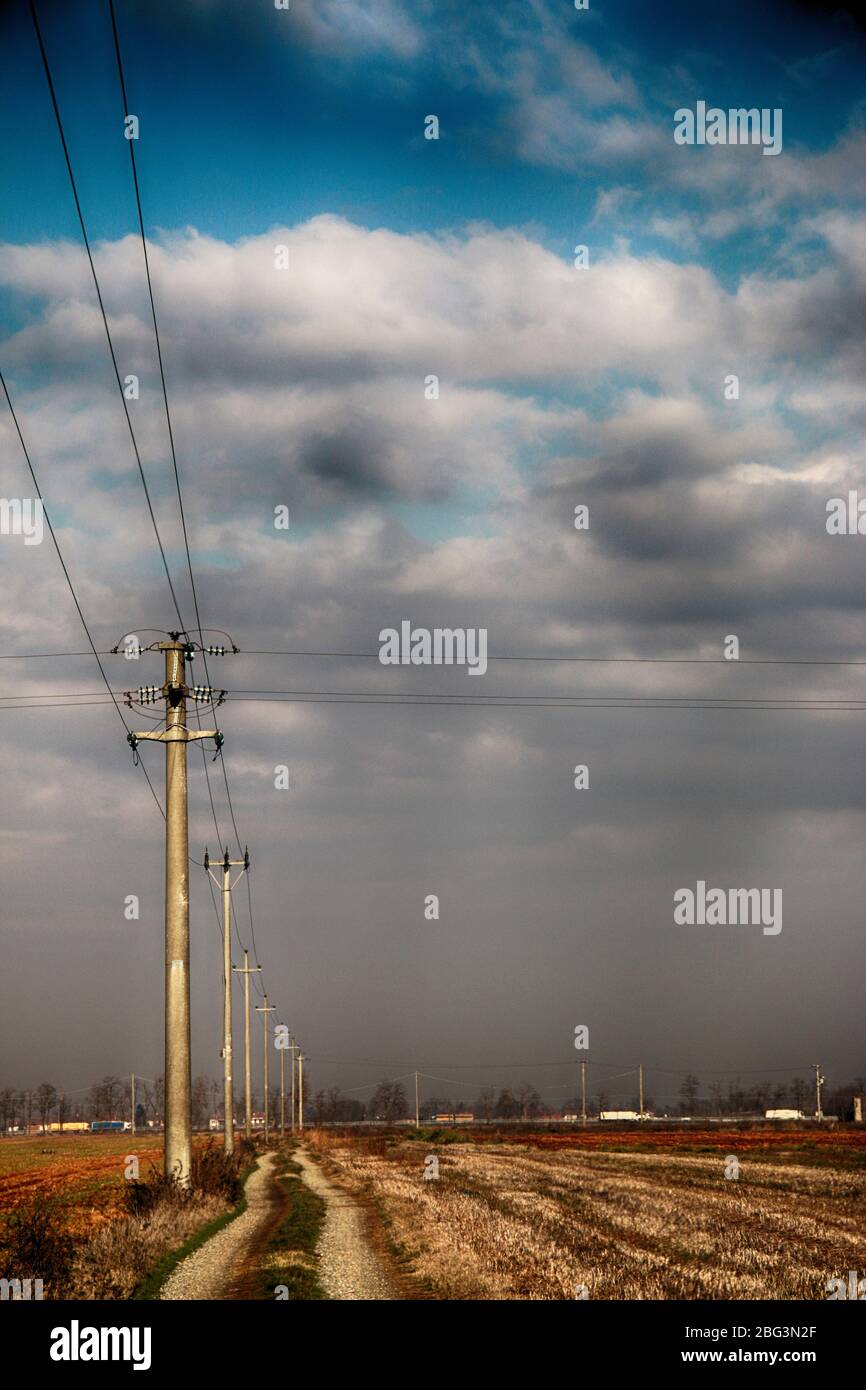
[191,1076,210,1131]
[313,1090,326,1126]
[367,1079,408,1122]
[475,1087,496,1122]
[517,1084,544,1119]
[679,1074,700,1115]
[0,1088,15,1135]
[35,1083,57,1132]
[494,1088,519,1119]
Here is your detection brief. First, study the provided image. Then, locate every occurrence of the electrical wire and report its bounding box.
[0,369,165,818]
[29,0,186,634]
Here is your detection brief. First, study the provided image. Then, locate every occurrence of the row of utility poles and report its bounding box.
[120,633,303,1182]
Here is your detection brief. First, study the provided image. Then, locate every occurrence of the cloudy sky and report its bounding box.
[1,0,865,1113]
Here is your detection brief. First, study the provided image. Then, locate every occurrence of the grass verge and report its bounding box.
[132,1161,256,1301]
[258,1155,327,1300]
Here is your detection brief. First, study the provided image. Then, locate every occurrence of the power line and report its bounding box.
[29,0,186,633]
[107,0,234,885]
[3,695,866,715]
[106,1,263,982]
[0,368,165,819]
[4,646,866,668]
[236,649,866,667]
[223,688,866,707]
[225,695,866,713]
[6,687,866,707]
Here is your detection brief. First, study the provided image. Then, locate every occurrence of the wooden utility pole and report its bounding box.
[256,997,276,1140]
[124,634,223,1184]
[233,950,261,1138]
[205,846,249,1154]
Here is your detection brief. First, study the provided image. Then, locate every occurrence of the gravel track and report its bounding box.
[294,1147,395,1300]
[159,1152,279,1300]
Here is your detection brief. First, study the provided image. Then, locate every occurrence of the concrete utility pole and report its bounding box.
[298,1051,304,1132]
[639,1064,645,1120]
[233,950,261,1139]
[580,1060,587,1124]
[814,1063,825,1121]
[415,1072,420,1128]
[290,1035,298,1133]
[124,634,224,1185]
[256,997,276,1140]
[279,1025,286,1136]
[205,846,250,1154]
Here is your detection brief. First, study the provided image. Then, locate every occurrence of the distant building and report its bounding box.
[765,1108,804,1120]
[433,1113,474,1124]
[599,1110,645,1121]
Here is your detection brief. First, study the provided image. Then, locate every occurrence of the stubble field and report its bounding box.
[306,1127,866,1300]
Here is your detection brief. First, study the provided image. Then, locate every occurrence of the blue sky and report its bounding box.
[2,0,865,262]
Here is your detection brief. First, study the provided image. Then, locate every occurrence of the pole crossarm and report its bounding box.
[132,728,218,743]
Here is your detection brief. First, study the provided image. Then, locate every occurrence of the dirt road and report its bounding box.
[293,1146,394,1300]
[159,1152,280,1300]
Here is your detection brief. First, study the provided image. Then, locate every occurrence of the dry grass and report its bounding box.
[0,1135,248,1298]
[68,1193,228,1300]
[306,1131,866,1300]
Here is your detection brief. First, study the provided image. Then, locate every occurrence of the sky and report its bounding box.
[1,0,865,1114]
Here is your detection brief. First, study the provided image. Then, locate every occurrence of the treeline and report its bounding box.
[4,1071,865,1133]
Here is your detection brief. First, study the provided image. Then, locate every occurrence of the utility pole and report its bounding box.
[121,632,225,1184]
[580,1060,587,1124]
[639,1064,645,1120]
[279,1025,286,1136]
[131,1073,136,1135]
[256,997,276,1141]
[415,1071,420,1129]
[290,1034,298,1133]
[298,1051,304,1132]
[233,950,261,1138]
[814,1063,825,1121]
[205,846,249,1154]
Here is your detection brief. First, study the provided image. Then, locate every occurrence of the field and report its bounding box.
[307,1127,866,1300]
[0,1134,166,1236]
